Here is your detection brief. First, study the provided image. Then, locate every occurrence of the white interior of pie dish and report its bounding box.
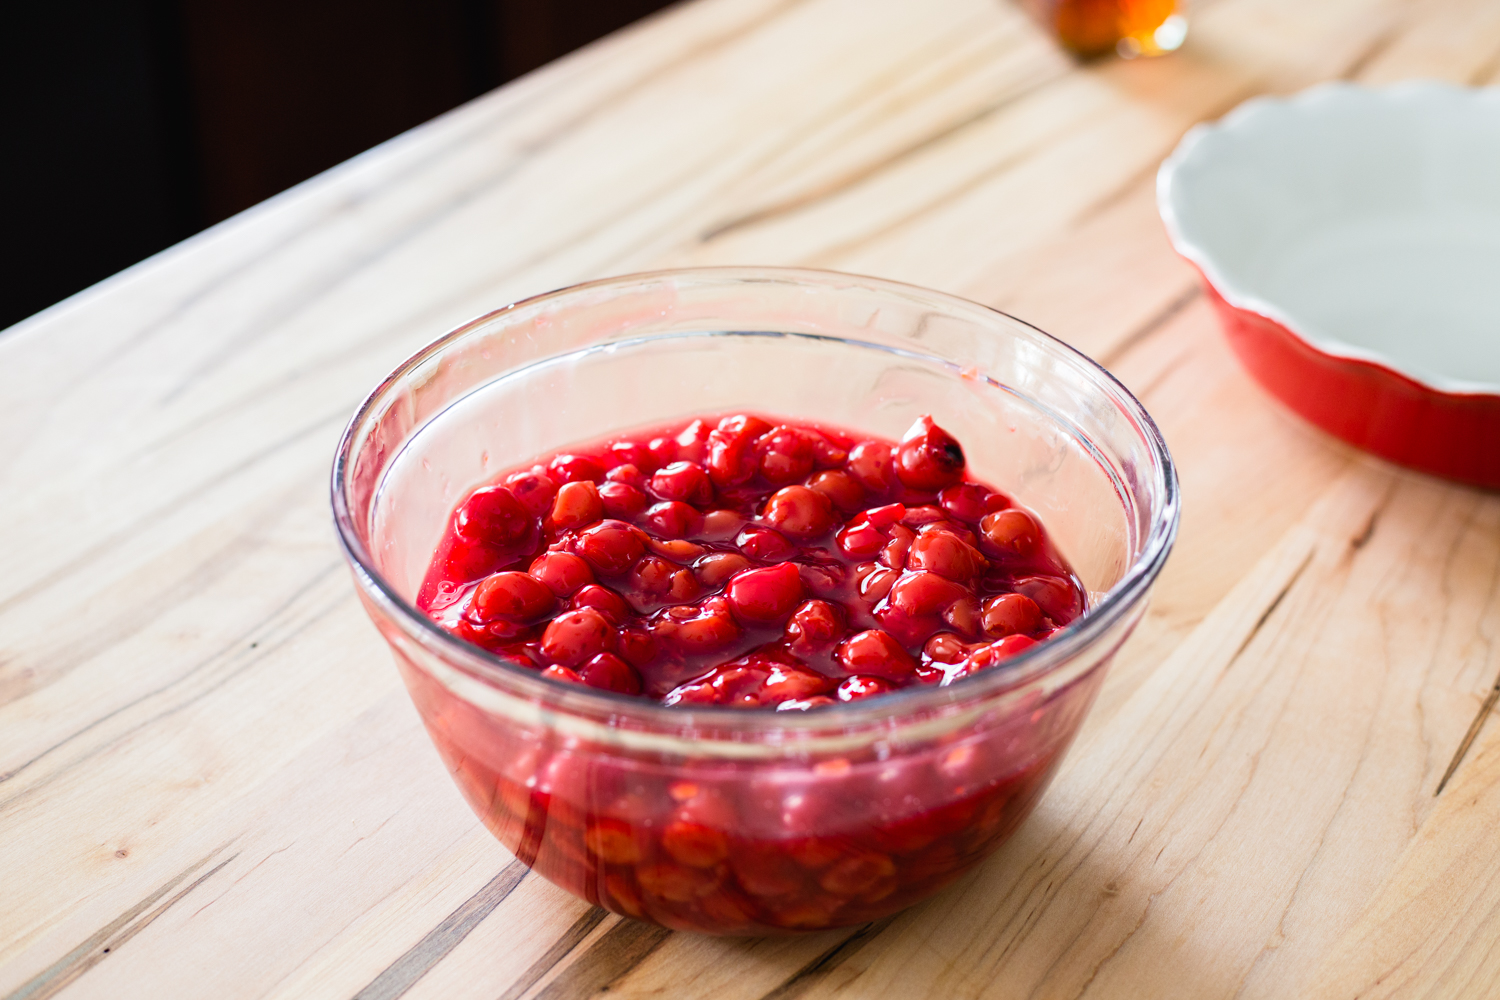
[1158,81,1500,395]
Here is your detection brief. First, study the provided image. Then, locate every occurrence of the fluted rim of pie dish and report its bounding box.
[1158,79,1500,398]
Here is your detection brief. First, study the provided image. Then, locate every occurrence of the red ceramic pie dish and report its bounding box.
[1158,82,1500,489]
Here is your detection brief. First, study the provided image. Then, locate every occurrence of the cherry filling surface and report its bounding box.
[418,414,1085,708]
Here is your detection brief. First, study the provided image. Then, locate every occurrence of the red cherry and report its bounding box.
[806,429,849,469]
[836,630,916,680]
[965,634,1038,673]
[762,663,837,704]
[447,617,500,649]
[708,664,771,706]
[580,652,643,694]
[836,675,895,701]
[944,595,982,637]
[586,816,642,864]
[862,503,906,529]
[540,664,583,685]
[684,886,754,931]
[879,524,915,570]
[431,537,511,586]
[797,562,846,599]
[662,679,718,706]
[895,415,965,491]
[660,597,741,653]
[736,525,794,562]
[674,615,741,654]
[647,436,678,467]
[551,480,603,530]
[575,519,645,575]
[668,569,701,603]
[1012,574,1083,623]
[923,633,971,663]
[674,781,735,816]
[806,470,864,511]
[629,555,677,600]
[603,874,645,917]
[981,593,1042,637]
[605,463,647,489]
[615,628,658,668]
[774,899,846,941]
[776,696,837,711]
[937,483,988,522]
[540,607,614,666]
[662,821,730,867]
[706,414,770,487]
[697,891,757,932]
[503,470,558,516]
[725,562,805,623]
[572,584,630,624]
[607,441,654,471]
[528,551,593,597]
[818,852,896,895]
[599,481,648,519]
[885,571,968,618]
[636,861,719,903]
[722,413,773,435]
[642,500,699,539]
[980,509,1039,557]
[693,551,753,588]
[536,749,610,813]
[472,571,555,622]
[846,441,897,496]
[454,486,532,546]
[548,454,604,484]
[477,616,531,642]
[901,504,948,528]
[839,525,880,564]
[651,461,715,506]
[784,599,844,655]
[756,425,816,485]
[700,509,745,540]
[730,844,804,897]
[674,419,712,463]
[650,538,706,564]
[858,565,899,603]
[762,486,834,539]
[907,530,983,581]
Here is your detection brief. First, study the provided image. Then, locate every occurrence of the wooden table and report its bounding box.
[5,0,1500,996]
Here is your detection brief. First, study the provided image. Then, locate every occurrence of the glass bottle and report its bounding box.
[1024,0,1189,59]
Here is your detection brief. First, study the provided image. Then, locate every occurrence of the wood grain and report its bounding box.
[3,0,1499,997]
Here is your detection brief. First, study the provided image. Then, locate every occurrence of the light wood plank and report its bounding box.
[4,0,1499,996]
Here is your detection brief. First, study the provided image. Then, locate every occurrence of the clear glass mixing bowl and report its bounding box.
[332,267,1178,934]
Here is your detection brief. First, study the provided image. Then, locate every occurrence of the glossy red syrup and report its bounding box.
[406,414,1092,933]
[418,414,1084,706]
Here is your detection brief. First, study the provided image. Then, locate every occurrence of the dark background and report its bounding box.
[0,0,675,331]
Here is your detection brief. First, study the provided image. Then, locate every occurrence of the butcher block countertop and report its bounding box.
[5,0,1500,997]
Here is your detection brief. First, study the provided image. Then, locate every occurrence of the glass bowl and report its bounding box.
[332,267,1178,935]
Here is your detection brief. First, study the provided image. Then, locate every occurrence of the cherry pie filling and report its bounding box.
[410,413,1090,931]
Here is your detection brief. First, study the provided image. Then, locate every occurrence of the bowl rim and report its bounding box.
[331,266,1180,731]
[1157,79,1500,399]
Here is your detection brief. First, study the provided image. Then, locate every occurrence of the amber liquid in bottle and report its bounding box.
[1026,0,1188,58]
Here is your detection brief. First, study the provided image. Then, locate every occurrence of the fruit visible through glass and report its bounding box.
[402,412,1095,932]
